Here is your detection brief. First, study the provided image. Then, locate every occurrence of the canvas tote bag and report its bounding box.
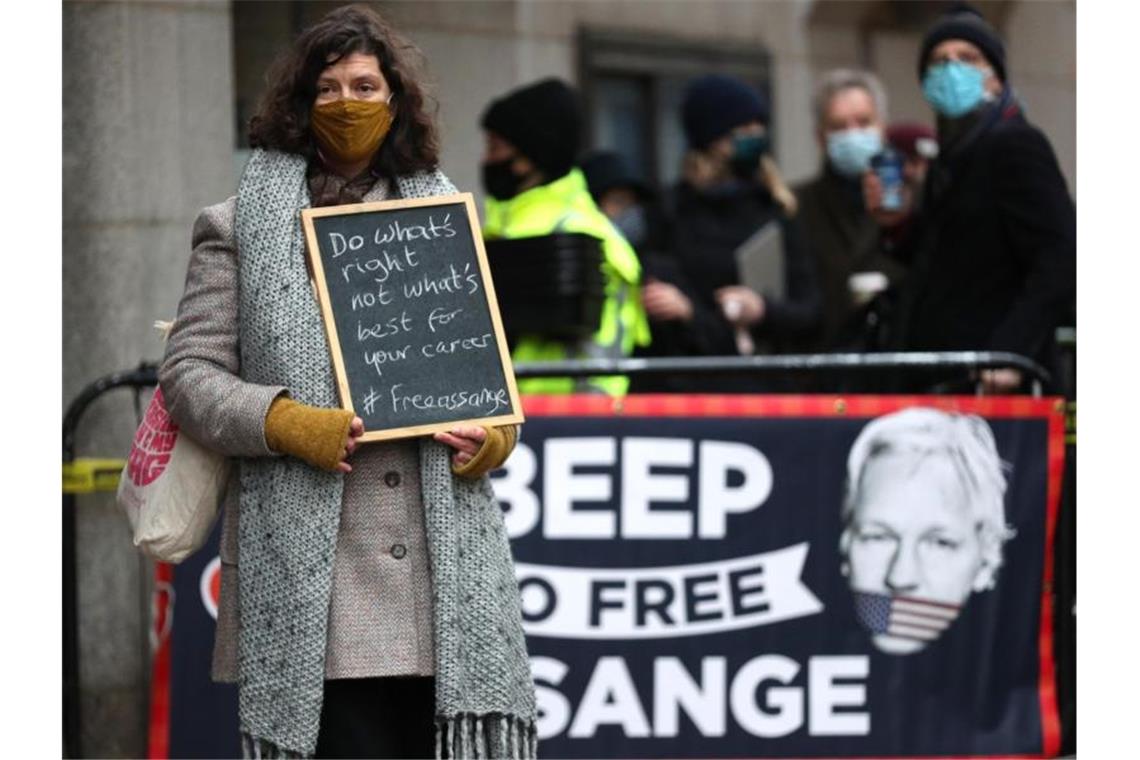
[116,322,230,563]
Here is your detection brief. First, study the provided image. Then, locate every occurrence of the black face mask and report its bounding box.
[482,158,527,201]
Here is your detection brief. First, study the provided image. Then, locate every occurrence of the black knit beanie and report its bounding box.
[681,74,769,150]
[918,3,1006,83]
[480,78,581,180]
[580,150,651,203]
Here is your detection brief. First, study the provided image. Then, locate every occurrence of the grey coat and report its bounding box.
[159,185,435,681]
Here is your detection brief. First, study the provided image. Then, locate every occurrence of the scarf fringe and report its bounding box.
[241,733,305,759]
[243,716,536,759]
[436,714,537,759]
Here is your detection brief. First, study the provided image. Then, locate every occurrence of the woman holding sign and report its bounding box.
[158,5,536,758]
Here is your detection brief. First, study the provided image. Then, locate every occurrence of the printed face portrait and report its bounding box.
[841,410,1010,655]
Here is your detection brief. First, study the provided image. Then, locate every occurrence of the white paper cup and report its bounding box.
[848,271,889,306]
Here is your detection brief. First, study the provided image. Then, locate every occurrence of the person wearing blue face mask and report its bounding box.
[864,3,1075,395]
[793,69,907,355]
[653,73,821,390]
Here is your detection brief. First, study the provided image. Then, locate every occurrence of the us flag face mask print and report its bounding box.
[853,591,962,654]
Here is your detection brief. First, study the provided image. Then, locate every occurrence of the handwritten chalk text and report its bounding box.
[389,382,509,415]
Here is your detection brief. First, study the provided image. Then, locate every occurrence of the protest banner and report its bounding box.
[150,394,1063,759]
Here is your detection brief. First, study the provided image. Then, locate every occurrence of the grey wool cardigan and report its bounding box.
[158,149,537,758]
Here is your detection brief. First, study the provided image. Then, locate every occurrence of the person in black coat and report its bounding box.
[652,74,822,391]
[866,5,1076,394]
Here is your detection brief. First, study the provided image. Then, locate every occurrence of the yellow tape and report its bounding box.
[62,458,126,494]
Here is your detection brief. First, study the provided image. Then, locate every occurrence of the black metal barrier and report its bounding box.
[62,362,158,759]
[62,351,1072,757]
[512,351,1053,395]
[515,350,1052,378]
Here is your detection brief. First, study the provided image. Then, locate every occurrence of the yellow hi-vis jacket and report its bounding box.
[483,168,651,396]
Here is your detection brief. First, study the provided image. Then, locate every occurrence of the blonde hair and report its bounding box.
[682,149,797,217]
[760,155,797,217]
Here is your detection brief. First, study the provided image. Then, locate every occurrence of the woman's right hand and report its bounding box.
[642,280,694,322]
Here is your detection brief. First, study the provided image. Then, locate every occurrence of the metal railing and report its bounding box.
[513,351,1052,396]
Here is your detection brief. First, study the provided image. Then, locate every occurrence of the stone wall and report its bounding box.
[62,1,235,755]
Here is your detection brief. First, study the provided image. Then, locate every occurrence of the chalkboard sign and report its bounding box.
[301,193,523,442]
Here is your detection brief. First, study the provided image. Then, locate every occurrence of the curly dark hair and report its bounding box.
[248,4,440,175]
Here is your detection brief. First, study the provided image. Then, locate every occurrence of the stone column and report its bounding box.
[62,1,234,755]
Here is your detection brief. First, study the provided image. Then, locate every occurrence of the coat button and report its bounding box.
[390,544,407,559]
[384,471,401,487]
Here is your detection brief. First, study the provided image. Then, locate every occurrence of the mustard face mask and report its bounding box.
[310,98,394,165]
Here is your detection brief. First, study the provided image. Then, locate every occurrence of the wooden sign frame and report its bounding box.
[301,192,524,443]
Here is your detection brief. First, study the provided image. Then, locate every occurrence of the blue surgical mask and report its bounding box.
[923,61,989,119]
[826,127,883,178]
[612,205,648,247]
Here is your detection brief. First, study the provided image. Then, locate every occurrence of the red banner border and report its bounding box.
[147,562,174,760]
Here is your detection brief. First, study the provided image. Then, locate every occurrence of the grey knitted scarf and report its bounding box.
[235,149,537,758]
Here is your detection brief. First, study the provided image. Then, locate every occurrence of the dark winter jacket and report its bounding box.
[793,165,907,352]
[889,92,1076,383]
[666,179,821,346]
[631,178,821,392]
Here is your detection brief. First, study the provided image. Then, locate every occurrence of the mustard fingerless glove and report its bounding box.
[452,425,519,479]
[264,396,354,472]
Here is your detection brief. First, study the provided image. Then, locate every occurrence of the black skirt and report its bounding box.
[314,676,435,759]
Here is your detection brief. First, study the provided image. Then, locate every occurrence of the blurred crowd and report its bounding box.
[478,4,1075,396]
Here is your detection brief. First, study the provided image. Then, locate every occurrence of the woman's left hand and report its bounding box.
[714,285,765,327]
[433,425,487,468]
